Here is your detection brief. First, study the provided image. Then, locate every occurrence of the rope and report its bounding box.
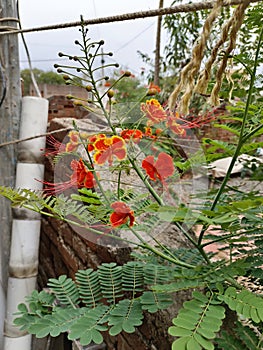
[0,127,73,148]
[210,0,251,105]
[169,0,224,114]
[0,0,261,35]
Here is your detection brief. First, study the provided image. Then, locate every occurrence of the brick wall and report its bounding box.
[48,95,88,121]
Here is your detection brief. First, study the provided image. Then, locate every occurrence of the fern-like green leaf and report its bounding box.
[67,305,109,345]
[218,287,263,323]
[98,263,123,303]
[140,291,172,313]
[47,275,79,307]
[169,291,225,350]
[216,320,262,350]
[27,307,85,338]
[108,300,143,336]
[122,261,144,292]
[75,269,102,308]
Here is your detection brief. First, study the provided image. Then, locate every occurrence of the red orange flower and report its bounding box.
[42,135,66,156]
[166,114,186,137]
[142,152,174,183]
[110,201,135,227]
[93,135,127,166]
[141,99,167,126]
[148,82,161,93]
[65,130,89,152]
[70,159,95,189]
[120,129,143,143]
[42,158,95,194]
[87,134,106,152]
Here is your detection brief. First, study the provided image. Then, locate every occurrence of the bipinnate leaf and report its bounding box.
[98,263,123,303]
[47,275,79,307]
[68,305,109,345]
[218,287,263,323]
[108,300,143,336]
[140,291,172,313]
[75,269,102,307]
[169,291,225,350]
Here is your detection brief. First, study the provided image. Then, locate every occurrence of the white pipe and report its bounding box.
[9,220,41,277]
[4,96,48,350]
[4,334,32,349]
[5,277,36,336]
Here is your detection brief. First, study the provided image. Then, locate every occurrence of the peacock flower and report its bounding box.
[87,134,106,152]
[110,201,135,227]
[65,130,90,152]
[147,83,161,95]
[93,135,127,166]
[166,114,186,137]
[143,127,162,139]
[42,135,66,156]
[140,99,167,126]
[42,158,95,194]
[142,152,174,184]
[120,129,143,144]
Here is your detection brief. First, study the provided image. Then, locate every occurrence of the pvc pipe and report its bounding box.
[15,163,45,190]
[5,277,36,336]
[9,220,41,277]
[19,96,49,160]
[4,334,32,349]
[4,97,48,350]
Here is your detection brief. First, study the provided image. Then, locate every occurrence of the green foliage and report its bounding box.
[218,287,263,323]
[3,8,263,350]
[215,320,262,350]
[14,262,173,346]
[169,291,225,350]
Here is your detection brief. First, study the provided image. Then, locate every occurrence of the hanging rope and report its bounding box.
[168,0,224,114]
[168,0,252,114]
[0,0,261,35]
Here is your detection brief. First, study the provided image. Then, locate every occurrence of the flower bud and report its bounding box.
[107,90,114,98]
[58,52,64,57]
[73,100,83,106]
[147,88,158,96]
[63,75,70,80]
[123,71,131,77]
[86,85,93,92]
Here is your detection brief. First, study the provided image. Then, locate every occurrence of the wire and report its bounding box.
[0,0,258,36]
[16,0,41,97]
[115,22,155,53]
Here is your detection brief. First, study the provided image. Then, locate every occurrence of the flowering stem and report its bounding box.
[128,156,164,205]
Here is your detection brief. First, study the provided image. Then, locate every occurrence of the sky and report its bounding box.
[18,0,169,77]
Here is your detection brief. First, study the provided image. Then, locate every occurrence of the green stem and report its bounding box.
[198,25,263,246]
[129,227,195,268]
[128,156,164,205]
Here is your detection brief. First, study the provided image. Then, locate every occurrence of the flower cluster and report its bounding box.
[41,96,215,228]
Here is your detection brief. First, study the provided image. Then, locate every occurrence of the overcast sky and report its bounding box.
[18,0,169,77]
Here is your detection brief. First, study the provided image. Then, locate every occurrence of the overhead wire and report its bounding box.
[16,0,41,97]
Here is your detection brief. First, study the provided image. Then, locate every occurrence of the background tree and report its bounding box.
[21,68,65,95]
